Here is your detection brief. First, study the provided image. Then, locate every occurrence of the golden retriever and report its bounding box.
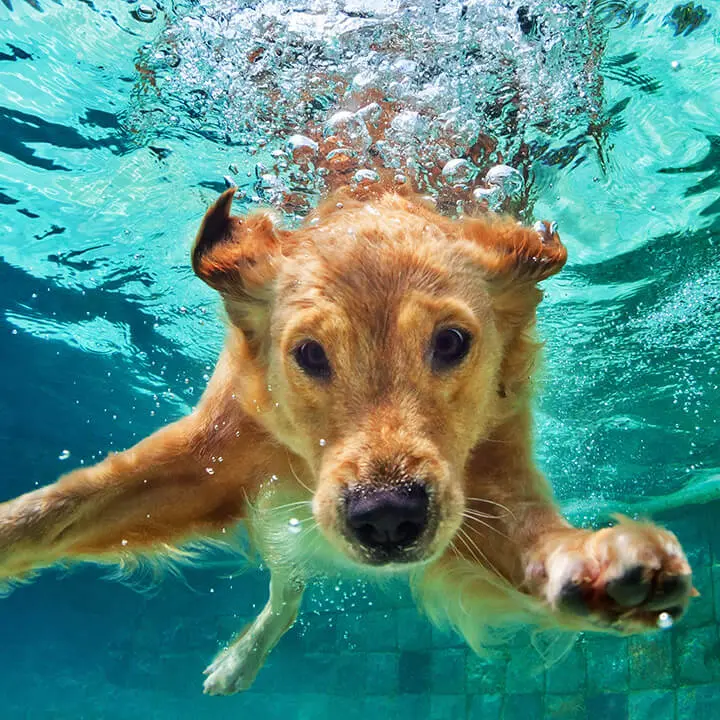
[0,184,695,694]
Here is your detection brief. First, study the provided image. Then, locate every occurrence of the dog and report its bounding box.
[0,179,696,695]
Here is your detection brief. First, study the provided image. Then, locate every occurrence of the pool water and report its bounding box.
[0,0,719,718]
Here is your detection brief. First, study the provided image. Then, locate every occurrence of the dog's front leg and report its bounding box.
[203,571,304,695]
[511,499,696,632]
[0,396,275,583]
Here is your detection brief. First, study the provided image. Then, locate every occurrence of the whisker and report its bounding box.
[457,527,486,566]
[449,541,462,560]
[462,513,510,541]
[463,508,505,520]
[465,497,516,519]
[267,500,314,513]
[285,451,315,496]
[455,529,482,566]
[282,515,319,541]
[296,532,323,573]
[457,526,504,579]
[472,435,511,445]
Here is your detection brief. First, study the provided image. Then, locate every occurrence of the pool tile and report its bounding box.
[396,695,431,718]
[506,645,545,693]
[363,609,398,651]
[712,565,720,622]
[466,651,507,694]
[365,652,400,695]
[628,632,673,690]
[334,652,367,695]
[398,651,431,694]
[585,636,629,693]
[674,624,720,684]
[628,690,675,720]
[681,564,714,629]
[328,696,368,720]
[664,510,712,569]
[430,694,466,719]
[296,653,339,694]
[301,612,337,654]
[677,685,720,716]
[296,693,333,718]
[545,641,586,694]
[503,693,543,720]
[468,693,502,720]
[432,623,465,649]
[586,693,627,718]
[544,693,586,720]
[397,607,433,651]
[431,648,466,694]
[335,611,365,652]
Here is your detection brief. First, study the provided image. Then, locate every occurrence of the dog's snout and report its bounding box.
[345,482,429,559]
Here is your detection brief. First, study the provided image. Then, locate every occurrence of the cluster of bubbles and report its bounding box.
[130,0,608,220]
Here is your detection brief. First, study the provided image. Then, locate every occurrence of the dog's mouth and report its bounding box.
[338,481,440,567]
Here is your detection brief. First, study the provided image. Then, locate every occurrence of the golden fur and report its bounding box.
[0,186,695,694]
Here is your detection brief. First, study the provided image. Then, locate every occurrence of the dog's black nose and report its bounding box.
[345,482,429,557]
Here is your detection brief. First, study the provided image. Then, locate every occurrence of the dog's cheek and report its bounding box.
[264,359,333,463]
[437,378,495,459]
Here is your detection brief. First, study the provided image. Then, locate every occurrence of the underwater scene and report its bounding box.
[0,0,719,717]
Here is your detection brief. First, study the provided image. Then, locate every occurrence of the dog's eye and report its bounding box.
[430,327,472,371]
[294,340,332,379]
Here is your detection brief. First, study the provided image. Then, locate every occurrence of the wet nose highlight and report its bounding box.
[345,482,429,554]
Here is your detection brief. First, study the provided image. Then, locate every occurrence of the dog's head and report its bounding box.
[193,188,566,569]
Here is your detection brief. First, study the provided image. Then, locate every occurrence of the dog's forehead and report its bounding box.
[279,204,480,307]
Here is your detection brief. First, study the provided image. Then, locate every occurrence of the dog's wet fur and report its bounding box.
[0,185,695,695]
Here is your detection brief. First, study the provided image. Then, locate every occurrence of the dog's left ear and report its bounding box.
[460,216,567,286]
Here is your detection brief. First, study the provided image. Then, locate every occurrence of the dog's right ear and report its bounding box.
[193,188,287,344]
[192,187,285,298]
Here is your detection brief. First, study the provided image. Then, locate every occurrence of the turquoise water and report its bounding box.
[0,0,719,717]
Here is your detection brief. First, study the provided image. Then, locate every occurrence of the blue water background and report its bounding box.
[0,0,719,718]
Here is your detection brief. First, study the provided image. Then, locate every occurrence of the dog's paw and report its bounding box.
[530,517,695,631]
[202,630,266,695]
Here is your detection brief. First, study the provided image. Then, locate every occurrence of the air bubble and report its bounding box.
[485,165,524,199]
[472,185,505,211]
[288,518,302,534]
[286,134,319,163]
[323,111,371,152]
[326,147,359,171]
[132,4,157,22]
[357,102,383,126]
[442,158,477,187]
[58,450,71,460]
[353,168,380,186]
[657,612,674,630]
[390,110,425,142]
